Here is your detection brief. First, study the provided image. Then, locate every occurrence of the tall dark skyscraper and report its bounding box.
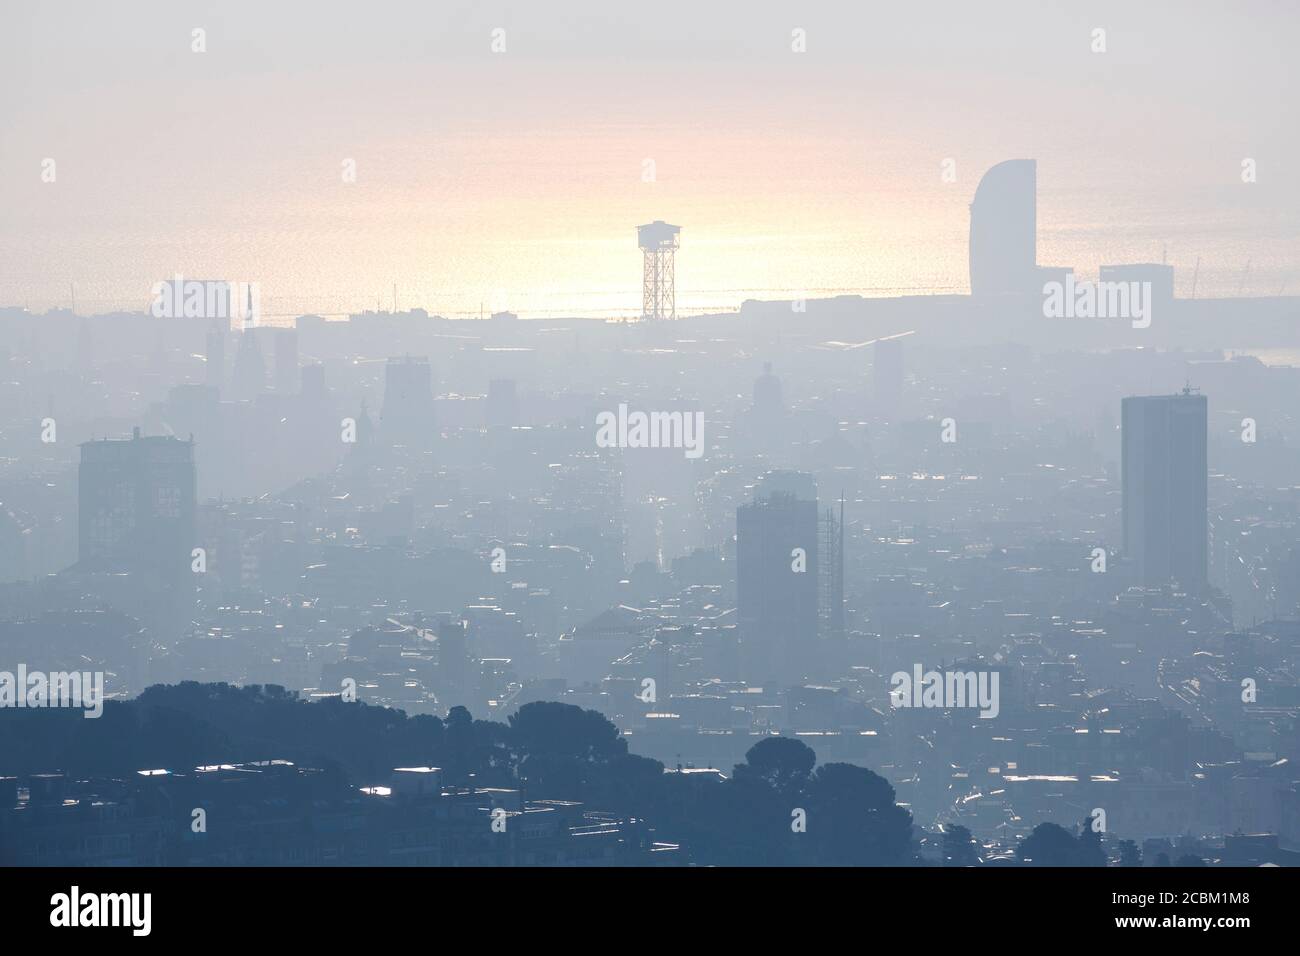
[752,362,784,421]
[301,362,327,401]
[273,328,300,394]
[873,338,904,420]
[736,472,819,683]
[381,356,436,446]
[231,326,267,401]
[204,319,226,391]
[78,429,197,584]
[485,378,519,427]
[438,618,470,706]
[1122,390,1208,588]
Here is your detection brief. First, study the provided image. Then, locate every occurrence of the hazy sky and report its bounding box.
[2,0,1296,318]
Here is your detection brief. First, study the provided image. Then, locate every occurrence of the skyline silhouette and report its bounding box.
[2,2,1296,318]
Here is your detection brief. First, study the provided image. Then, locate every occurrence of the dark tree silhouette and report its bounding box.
[584,751,665,820]
[943,824,982,867]
[0,683,926,867]
[694,769,794,866]
[805,762,914,866]
[507,701,626,761]
[731,736,816,797]
[442,705,476,785]
[1077,816,1107,867]
[1017,822,1083,866]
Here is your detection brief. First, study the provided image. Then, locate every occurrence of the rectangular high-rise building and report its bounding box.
[873,338,904,420]
[438,618,470,709]
[382,356,436,445]
[204,320,226,391]
[1121,391,1207,588]
[274,328,299,394]
[486,378,519,427]
[78,429,196,584]
[737,479,819,684]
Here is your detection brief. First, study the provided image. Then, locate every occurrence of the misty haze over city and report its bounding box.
[0,3,1297,922]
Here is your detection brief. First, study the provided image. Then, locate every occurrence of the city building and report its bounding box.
[969,159,1039,297]
[736,472,820,684]
[873,337,904,420]
[382,356,437,446]
[1122,390,1209,588]
[77,429,196,586]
